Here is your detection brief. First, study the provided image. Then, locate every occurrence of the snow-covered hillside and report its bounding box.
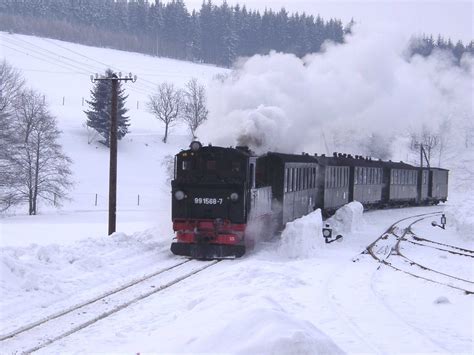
[1,31,227,244]
[1,33,472,354]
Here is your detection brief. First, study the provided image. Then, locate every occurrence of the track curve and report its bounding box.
[366,212,474,294]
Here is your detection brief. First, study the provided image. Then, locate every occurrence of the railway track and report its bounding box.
[365,211,474,295]
[405,235,474,258]
[1,259,220,354]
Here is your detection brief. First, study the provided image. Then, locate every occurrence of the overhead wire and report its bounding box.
[40,36,161,92]
[1,34,152,97]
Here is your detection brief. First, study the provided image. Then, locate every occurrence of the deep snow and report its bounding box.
[1,33,473,354]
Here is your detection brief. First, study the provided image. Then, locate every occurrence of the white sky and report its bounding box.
[177,0,473,43]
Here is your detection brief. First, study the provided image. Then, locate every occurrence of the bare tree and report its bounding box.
[0,60,25,116]
[182,78,208,138]
[0,60,24,157]
[0,62,25,210]
[410,126,440,164]
[3,89,72,215]
[147,82,182,143]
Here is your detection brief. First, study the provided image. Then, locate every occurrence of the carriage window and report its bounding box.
[302,168,306,189]
[291,168,296,191]
[296,168,300,191]
[299,168,303,190]
[285,168,289,192]
[288,168,293,192]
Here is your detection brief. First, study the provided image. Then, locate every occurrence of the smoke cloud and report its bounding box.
[198,25,472,158]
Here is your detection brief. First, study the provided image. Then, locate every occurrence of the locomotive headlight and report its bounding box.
[174,190,185,200]
[190,141,202,151]
[230,192,239,201]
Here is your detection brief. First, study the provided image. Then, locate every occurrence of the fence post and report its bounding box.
[62,97,65,106]
[137,101,139,110]
[137,194,140,206]
[95,193,98,206]
[82,97,84,106]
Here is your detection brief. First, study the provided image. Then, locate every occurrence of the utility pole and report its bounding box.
[90,72,137,236]
[419,144,430,168]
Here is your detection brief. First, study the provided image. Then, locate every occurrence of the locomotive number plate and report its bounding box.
[194,197,224,205]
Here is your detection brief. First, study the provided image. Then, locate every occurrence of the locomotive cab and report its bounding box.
[170,142,254,258]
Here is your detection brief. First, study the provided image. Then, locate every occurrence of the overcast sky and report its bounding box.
[177,0,472,42]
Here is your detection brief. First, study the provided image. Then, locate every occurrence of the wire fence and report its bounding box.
[66,192,164,210]
[45,95,147,111]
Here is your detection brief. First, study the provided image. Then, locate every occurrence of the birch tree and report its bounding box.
[147,82,182,143]
[5,89,72,215]
[182,78,208,139]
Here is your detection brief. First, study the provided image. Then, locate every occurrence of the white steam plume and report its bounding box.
[198,24,473,157]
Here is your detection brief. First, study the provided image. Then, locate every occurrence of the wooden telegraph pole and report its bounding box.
[90,72,137,236]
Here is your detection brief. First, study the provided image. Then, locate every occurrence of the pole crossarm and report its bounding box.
[90,72,137,236]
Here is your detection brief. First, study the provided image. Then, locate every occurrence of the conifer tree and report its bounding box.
[84,69,130,147]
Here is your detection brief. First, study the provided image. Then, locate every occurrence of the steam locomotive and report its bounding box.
[170,141,448,259]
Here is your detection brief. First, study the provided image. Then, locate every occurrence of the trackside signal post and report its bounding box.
[90,72,137,236]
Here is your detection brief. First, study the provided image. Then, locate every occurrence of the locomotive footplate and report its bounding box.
[171,242,245,259]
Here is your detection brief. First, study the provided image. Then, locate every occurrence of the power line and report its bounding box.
[1,34,152,96]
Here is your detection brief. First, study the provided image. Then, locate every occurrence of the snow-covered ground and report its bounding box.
[1,33,473,353]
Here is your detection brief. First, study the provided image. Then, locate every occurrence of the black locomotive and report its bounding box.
[171,141,448,259]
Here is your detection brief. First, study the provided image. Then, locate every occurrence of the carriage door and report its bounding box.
[249,158,256,189]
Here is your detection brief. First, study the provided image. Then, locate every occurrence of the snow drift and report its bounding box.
[277,209,324,259]
[325,201,364,235]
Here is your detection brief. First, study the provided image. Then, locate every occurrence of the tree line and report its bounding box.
[0,61,72,215]
[0,0,346,66]
[410,34,474,65]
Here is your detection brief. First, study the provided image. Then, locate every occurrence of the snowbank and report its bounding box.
[179,307,344,354]
[277,209,324,259]
[325,201,364,235]
[444,194,474,238]
[0,229,172,334]
[276,202,364,259]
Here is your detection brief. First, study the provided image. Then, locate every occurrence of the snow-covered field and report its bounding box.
[1,33,473,354]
